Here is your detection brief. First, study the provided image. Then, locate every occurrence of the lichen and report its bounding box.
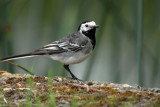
[0,72,160,106]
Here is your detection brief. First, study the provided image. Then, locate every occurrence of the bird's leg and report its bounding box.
[64,64,81,80]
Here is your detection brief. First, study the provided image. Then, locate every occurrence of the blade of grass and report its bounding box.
[4,60,34,75]
[47,93,56,107]
[25,91,32,107]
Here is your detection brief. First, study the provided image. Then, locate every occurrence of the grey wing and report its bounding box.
[32,41,84,55]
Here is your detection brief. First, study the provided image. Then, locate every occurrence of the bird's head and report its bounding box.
[78,21,99,33]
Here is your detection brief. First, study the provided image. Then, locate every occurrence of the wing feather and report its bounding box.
[33,41,83,55]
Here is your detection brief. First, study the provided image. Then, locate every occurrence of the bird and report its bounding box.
[0,20,99,80]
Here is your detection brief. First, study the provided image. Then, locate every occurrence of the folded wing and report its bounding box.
[33,41,84,55]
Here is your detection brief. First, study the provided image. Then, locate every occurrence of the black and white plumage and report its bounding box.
[0,20,99,80]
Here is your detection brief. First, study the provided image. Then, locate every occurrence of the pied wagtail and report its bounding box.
[0,20,99,80]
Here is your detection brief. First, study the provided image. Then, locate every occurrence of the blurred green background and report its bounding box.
[0,0,160,88]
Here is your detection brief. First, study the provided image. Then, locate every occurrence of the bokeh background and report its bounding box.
[0,0,160,88]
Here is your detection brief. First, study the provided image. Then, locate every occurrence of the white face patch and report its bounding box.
[79,21,97,33]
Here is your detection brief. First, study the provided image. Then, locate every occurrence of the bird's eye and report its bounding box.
[85,25,88,27]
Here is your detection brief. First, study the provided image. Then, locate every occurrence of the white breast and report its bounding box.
[49,51,92,64]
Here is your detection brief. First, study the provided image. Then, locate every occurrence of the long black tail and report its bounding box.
[0,53,37,61]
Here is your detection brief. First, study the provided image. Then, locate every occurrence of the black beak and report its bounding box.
[94,25,100,28]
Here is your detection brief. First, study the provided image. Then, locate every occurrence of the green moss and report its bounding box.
[152,99,160,106]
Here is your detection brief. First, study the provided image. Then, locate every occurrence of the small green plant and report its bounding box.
[25,92,32,107]
[121,97,136,107]
[46,93,56,107]
[27,77,35,89]
[46,69,56,106]
[107,96,119,107]
[0,96,5,107]
[71,96,79,107]
[25,77,34,106]
[34,95,42,107]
